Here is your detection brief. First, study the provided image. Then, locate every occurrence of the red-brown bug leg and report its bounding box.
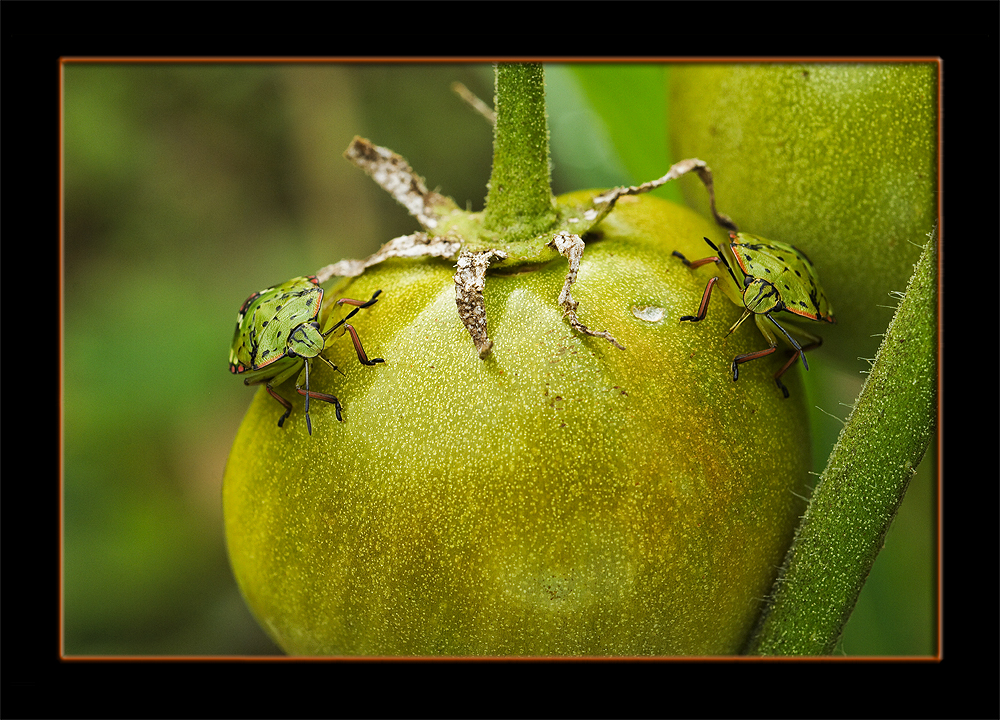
[342,323,385,366]
[772,335,823,398]
[265,384,294,427]
[294,361,344,435]
[680,276,720,323]
[772,350,801,399]
[335,289,382,310]
[731,345,778,383]
[672,251,720,270]
[296,389,343,421]
[324,290,384,349]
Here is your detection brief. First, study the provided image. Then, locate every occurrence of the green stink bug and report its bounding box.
[229,276,384,434]
[673,232,835,398]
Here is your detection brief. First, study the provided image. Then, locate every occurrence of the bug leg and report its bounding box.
[303,359,313,435]
[770,333,824,398]
[775,377,790,399]
[323,291,385,366]
[342,323,385,366]
[731,344,779,384]
[324,291,386,363]
[295,360,344,433]
[335,289,382,310]
[772,352,801,399]
[263,384,294,428]
[295,388,344,422]
[672,250,719,270]
[679,276,719,323]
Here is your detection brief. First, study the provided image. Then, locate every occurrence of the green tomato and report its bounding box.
[223,192,813,656]
[669,63,937,366]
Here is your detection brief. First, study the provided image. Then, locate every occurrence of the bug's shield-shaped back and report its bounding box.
[729,233,835,323]
[229,276,324,374]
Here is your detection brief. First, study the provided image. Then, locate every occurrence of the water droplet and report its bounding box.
[631,305,665,322]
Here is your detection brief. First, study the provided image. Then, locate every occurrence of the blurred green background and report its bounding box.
[62,62,935,656]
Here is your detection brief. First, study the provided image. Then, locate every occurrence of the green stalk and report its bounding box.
[483,63,558,243]
[744,227,938,655]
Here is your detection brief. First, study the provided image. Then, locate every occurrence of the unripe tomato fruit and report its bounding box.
[223,191,812,656]
[669,63,937,365]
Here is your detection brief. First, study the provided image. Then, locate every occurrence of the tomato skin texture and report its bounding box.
[223,193,812,656]
[670,63,937,365]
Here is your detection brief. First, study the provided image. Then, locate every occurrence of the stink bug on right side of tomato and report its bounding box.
[673,232,835,398]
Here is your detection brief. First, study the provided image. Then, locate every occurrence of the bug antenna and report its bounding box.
[318,354,345,377]
[702,236,722,254]
[767,313,809,370]
[725,309,754,337]
[303,360,313,434]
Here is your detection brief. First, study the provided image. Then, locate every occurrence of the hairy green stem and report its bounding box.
[483,63,557,242]
[744,227,938,655]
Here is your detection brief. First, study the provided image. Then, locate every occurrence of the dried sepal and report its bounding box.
[592,158,738,232]
[344,137,459,230]
[454,248,508,358]
[316,232,462,283]
[549,231,624,350]
[451,81,495,126]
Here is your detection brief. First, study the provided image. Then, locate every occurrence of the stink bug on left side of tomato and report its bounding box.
[229,275,384,434]
[673,232,835,398]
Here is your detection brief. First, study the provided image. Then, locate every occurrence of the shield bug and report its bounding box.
[229,276,384,434]
[673,232,835,398]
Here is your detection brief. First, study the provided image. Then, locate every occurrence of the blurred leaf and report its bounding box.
[566,64,672,195]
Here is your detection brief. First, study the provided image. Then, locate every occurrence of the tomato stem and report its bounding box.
[743,226,938,656]
[483,63,558,243]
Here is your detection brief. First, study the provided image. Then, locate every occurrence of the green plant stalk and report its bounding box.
[744,227,938,655]
[483,62,558,242]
